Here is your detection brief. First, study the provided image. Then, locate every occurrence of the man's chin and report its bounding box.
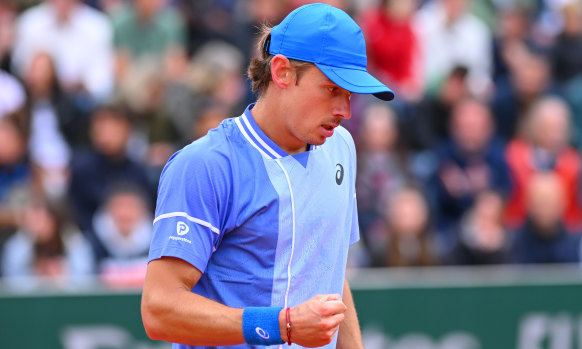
[309,138,326,146]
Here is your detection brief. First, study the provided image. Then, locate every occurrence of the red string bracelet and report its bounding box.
[286,307,292,346]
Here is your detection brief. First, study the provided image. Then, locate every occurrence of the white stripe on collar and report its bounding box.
[241,112,282,159]
[235,117,273,159]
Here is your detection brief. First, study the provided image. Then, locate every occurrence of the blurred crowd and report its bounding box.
[1,0,582,288]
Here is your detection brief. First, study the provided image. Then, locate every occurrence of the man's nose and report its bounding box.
[334,93,352,120]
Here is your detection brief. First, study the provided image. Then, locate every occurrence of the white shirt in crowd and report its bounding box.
[12,2,114,101]
[415,0,492,95]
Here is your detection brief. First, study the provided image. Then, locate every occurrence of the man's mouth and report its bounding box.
[322,121,341,130]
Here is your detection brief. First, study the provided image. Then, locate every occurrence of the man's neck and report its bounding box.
[251,97,307,155]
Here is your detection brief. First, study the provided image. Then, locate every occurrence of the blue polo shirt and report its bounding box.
[149,104,359,349]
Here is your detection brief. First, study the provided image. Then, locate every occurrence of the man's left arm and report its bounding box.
[337,278,364,349]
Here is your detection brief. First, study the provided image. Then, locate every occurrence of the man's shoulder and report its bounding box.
[164,119,239,172]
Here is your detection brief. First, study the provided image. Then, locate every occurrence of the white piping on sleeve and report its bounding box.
[153,212,220,235]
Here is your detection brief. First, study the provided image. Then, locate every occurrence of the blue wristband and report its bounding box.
[242,306,284,345]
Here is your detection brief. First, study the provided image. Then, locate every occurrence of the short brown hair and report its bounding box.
[247,25,313,96]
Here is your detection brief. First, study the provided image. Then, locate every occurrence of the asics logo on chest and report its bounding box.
[335,163,344,185]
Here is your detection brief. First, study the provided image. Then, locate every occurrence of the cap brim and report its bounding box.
[315,63,395,101]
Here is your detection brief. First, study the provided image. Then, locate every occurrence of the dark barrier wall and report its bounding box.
[1,265,582,349]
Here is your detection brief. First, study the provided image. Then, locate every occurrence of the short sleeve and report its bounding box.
[148,139,233,273]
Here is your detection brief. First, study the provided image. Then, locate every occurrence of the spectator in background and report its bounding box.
[359,0,422,101]
[415,0,492,97]
[492,5,542,88]
[93,185,152,288]
[112,0,187,80]
[505,96,582,230]
[551,1,582,152]
[428,98,511,255]
[68,105,152,260]
[175,0,270,63]
[366,187,435,267]
[449,190,511,265]
[189,41,247,118]
[161,40,245,148]
[24,52,89,148]
[117,40,246,170]
[511,173,580,264]
[408,66,471,150]
[23,52,76,199]
[356,102,410,245]
[1,195,94,285]
[0,0,18,73]
[12,0,114,103]
[0,117,31,241]
[492,50,554,141]
[550,1,582,86]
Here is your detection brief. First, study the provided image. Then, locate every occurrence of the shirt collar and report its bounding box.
[236,104,320,159]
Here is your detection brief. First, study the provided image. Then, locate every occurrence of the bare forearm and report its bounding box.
[142,284,245,346]
[337,279,364,349]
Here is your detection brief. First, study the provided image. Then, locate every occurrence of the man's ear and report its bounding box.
[270,54,293,89]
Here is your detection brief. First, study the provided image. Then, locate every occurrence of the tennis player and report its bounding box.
[141,3,394,348]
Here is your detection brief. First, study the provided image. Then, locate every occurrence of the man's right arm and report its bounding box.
[142,257,245,346]
[141,256,347,347]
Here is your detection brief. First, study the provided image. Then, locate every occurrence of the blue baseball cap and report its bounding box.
[268,3,394,101]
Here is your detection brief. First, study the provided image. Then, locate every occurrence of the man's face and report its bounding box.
[279,65,352,149]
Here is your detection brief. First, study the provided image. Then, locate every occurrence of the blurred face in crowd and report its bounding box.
[49,0,77,21]
[22,200,58,243]
[250,0,288,23]
[529,97,570,153]
[499,8,529,41]
[385,0,417,20]
[0,119,25,166]
[136,0,163,19]
[90,110,131,158]
[107,191,147,237]
[0,2,17,54]
[387,188,428,238]
[527,173,565,234]
[443,0,468,22]
[451,99,493,154]
[469,191,506,252]
[360,103,397,153]
[26,52,56,97]
[440,68,469,106]
[563,3,582,35]
[512,54,550,99]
